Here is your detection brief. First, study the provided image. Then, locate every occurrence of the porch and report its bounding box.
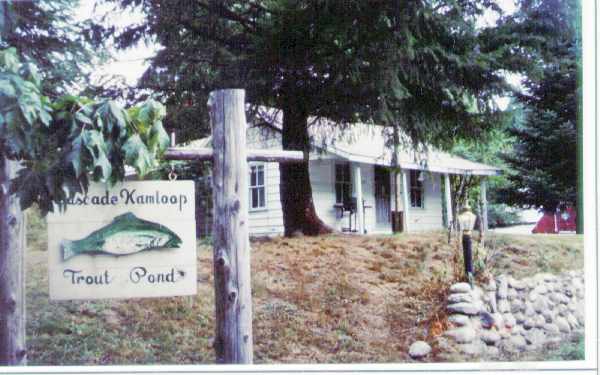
[309,156,496,235]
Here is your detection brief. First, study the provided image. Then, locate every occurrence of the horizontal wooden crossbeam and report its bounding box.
[164,147,304,163]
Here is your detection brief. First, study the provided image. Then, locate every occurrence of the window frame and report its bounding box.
[334,162,352,205]
[249,162,267,211]
[409,170,425,209]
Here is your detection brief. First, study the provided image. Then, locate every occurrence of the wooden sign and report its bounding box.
[47,181,196,300]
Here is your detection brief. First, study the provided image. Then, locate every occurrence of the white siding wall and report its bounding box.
[246,127,284,236]
[403,172,444,231]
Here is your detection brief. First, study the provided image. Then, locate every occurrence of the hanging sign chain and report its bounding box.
[169,132,178,181]
[168,165,178,181]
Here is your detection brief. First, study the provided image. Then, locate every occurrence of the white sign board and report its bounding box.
[47,180,197,300]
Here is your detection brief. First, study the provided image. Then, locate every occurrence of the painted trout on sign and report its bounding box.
[60,212,182,261]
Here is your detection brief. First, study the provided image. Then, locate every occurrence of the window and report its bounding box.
[410,170,424,208]
[335,163,352,205]
[249,163,266,210]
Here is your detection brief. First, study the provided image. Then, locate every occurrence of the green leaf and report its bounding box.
[93,149,112,181]
[148,120,170,155]
[18,100,36,126]
[82,129,105,155]
[67,134,84,177]
[23,63,42,88]
[108,100,129,134]
[39,109,52,127]
[0,79,16,97]
[123,134,153,176]
[137,99,166,127]
[75,111,93,125]
[0,48,20,74]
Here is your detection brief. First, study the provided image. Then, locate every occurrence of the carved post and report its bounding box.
[210,89,253,364]
[0,155,26,365]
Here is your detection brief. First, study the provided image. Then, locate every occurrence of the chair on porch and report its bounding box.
[341,197,358,233]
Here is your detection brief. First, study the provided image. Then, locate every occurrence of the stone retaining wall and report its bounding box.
[409,270,585,360]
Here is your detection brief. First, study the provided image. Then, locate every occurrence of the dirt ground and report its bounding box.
[26,225,583,365]
[249,232,457,363]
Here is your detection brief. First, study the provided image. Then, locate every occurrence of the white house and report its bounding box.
[187,107,501,236]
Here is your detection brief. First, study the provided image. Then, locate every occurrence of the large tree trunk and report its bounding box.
[0,153,26,365]
[279,103,332,237]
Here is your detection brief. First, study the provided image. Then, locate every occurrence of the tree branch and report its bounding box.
[197,1,257,34]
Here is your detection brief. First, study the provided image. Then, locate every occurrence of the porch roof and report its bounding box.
[180,106,502,176]
[254,106,502,176]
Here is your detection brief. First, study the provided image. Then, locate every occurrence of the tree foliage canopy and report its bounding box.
[0,48,169,214]
[0,0,106,97]
[494,0,579,212]
[111,0,512,147]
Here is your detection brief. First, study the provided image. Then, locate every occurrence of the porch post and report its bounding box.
[480,178,488,231]
[353,164,364,234]
[444,173,453,227]
[401,169,411,232]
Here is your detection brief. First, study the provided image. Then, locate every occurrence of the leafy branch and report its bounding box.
[0,47,170,215]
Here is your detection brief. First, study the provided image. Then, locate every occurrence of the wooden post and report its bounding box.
[210,89,253,364]
[164,92,300,364]
[401,170,411,233]
[444,173,453,227]
[0,157,26,365]
[480,179,488,232]
[353,164,364,234]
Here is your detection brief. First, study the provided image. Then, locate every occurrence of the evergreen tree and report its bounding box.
[0,0,105,97]
[495,0,579,213]
[110,0,513,236]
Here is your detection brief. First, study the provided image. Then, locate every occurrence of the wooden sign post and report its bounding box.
[165,89,302,364]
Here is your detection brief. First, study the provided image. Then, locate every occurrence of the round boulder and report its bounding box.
[543,323,560,335]
[448,293,473,304]
[450,282,472,294]
[448,314,471,327]
[497,276,509,299]
[409,341,432,359]
[555,317,571,333]
[504,313,516,328]
[448,302,480,316]
[503,335,527,353]
[480,330,501,346]
[444,326,477,344]
[479,311,495,329]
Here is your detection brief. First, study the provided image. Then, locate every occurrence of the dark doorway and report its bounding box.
[374,166,391,224]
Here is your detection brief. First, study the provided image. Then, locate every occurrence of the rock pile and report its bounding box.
[409,270,585,360]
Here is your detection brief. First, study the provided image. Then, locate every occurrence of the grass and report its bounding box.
[484,232,583,278]
[25,209,584,365]
[549,333,585,361]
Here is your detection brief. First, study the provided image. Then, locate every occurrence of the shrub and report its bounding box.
[488,204,523,228]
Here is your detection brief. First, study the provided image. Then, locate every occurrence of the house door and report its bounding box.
[374,166,391,224]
